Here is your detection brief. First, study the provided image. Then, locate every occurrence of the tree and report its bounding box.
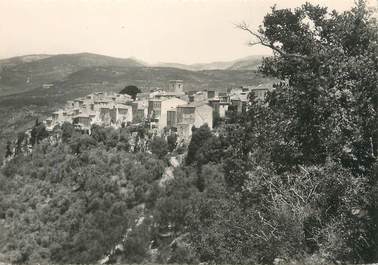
[120,85,141,100]
[186,124,213,165]
[224,1,378,262]
[90,124,107,143]
[69,134,97,154]
[167,133,178,152]
[5,141,13,158]
[154,167,200,235]
[61,122,75,143]
[149,136,168,159]
[15,132,27,154]
[238,1,378,173]
[30,120,49,146]
[117,130,131,152]
[0,132,166,264]
[213,110,223,128]
[195,135,226,168]
[120,217,154,263]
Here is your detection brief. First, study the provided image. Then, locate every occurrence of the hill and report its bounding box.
[0,54,52,67]
[0,66,269,108]
[0,53,267,97]
[0,52,273,158]
[0,53,143,96]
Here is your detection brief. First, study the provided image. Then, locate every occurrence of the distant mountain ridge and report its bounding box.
[0,53,144,96]
[0,53,143,75]
[0,52,266,71]
[0,54,53,66]
[154,55,265,71]
[0,52,268,97]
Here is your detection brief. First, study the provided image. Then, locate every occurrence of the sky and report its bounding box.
[0,0,373,64]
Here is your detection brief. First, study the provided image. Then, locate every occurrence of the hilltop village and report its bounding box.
[2,2,378,265]
[44,80,271,141]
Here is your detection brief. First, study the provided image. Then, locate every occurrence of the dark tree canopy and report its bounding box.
[30,119,49,146]
[149,136,169,158]
[167,133,178,152]
[239,0,378,173]
[120,85,141,100]
[5,141,13,158]
[186,124,213,165]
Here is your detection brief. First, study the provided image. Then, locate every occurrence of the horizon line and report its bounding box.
[0,51,273,66]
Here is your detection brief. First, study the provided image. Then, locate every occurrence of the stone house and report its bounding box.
[114,104,133,126]
[250,87,269,101]
[99,103,132,127]
[148,97,188,130]
[73,113,91,130]
[189,91,207,103]
[131,100,148,123]
[176,101,213,140]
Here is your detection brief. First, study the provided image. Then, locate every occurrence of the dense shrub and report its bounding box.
[0,125,165,264]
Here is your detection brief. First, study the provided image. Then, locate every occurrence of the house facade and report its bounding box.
[176,102,213,140]
[148,97,187,130]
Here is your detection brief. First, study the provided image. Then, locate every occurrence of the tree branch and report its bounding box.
[237,22,311,61]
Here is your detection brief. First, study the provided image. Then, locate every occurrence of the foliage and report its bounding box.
[0,125,165,264]
[212,110,223,128]
[30,119,49,146]
[150,136,169,159]
[186,124,213,165]
[120,85,141,100]
[5,140,13,158]
[167,133,178,152]
[154,167,200,235]
[120,217,154,263]
[174,1,378,264]
[61,122,76,143]
[240,0,378,174]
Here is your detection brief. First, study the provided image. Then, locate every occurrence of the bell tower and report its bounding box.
[168,80,184,93]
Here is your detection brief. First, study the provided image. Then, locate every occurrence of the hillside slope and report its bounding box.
[0,66,269,108]
[0,54,52,67]
[0,53,143,96]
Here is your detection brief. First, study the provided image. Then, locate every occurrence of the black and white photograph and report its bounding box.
[0,0,377,264]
